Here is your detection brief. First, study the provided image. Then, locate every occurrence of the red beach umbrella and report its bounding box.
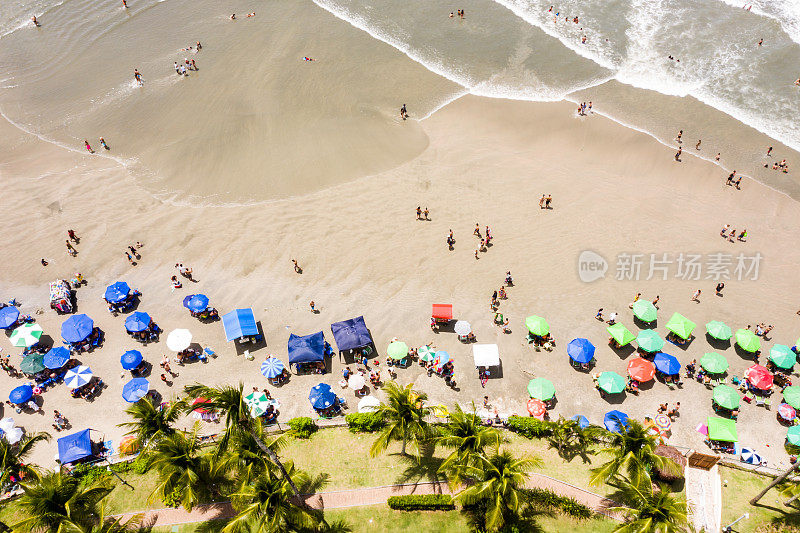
[744,364,773,390]
[778,403,796,421]
[527,398,546,419]
[191,397,211,413]
[627,357,656,382]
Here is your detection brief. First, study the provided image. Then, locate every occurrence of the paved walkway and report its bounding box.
[685,464,722,533]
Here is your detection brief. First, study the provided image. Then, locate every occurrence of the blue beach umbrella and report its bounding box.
[124,312,151,333]
[604,410,630,433]
[260,358,285,378]
[104,282,131,304]
[64,366,93,388]
[61,314,94,343]
[0,306,20,329]
[122,378,150,403]
[572,415,590,429]
[567,338,595,364]
[121,350,143,370]
[654,353,681,375]
[183,294,210,313]
[309,383,336,410]
[43,347,71,369]
[9,384,33,404]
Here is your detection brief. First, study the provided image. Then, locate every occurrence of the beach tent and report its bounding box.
[387,341,409,361]
[473,344,500,367]
[183,294,210,313]
[654,353,681,375]
[706,321,733,341]
[0,306,20,329]
[665,312,696,340]
[222,308,258,341]
[736,329,761,353]
[627,357,656,382]
[330,316,372,352]
[61,314,94,343]
[636,329,664,353]
[431,304,453,321]
[770,345,796,370]
[632,300,657,322]
[10,323,43,348]
[525,316,549,336]
[700,352,728,374]
[604,410,630,433]
[288,332,326,364]
[125,312,151,333]
[606,323,636,347]
[44,347,71,369]
[57,429,94,464]
[567,338,595,363]
[527,378,555,400]
[121,350,143,370]
[707,416,738,442]
[104,282,131,304]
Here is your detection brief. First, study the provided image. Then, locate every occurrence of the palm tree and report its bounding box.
[546,417,600,463]
[227,418,287,483]
[751,462,800,505]
[610,473,688,532]
[590,420,679,486]
[0,431,49,487]
[454,449,542,532]
[436,403,502,486]
[370,381,432,458]
[148,428,230,511]
[13,470,112,532]
[117,396,183,449]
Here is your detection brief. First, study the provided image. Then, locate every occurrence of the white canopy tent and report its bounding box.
[473,344,500,367]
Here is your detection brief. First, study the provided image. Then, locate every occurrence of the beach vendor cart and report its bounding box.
[49,280,73,314]
[431,304,452,331]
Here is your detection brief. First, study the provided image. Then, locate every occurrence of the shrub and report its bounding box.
[524,488,592,519]
[387,494,455,511]
[345,412,385,433]
[287,417,318,439]
[71,463,110,485]
[506,416,553,439]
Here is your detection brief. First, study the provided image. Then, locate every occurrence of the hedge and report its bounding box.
[505,416,553,439]
[387,494,455,511]
[287,417,318,439]
[524,488,593,519]
[344,412,386,433]
[71,455,150,485]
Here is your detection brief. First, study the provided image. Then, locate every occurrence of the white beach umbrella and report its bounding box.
[0,417,15,433]
[348,374,366,390]
[454,320,471,336]
[5,427,23,444]
[166,329,192,351]
[358,396,381,413]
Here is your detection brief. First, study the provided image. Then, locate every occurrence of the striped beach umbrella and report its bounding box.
[244,392,270,416]
[418,345,435,362]
[10,323,43,348]
[653,414,671,431]
[778,403,796,422]
[740,448,763,465]
[260,357,285,378]
[64,366,93,388]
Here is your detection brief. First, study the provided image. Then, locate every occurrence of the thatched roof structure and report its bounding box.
[654,445,687,482]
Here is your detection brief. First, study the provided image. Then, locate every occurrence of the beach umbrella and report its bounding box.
[784,386,800,409]
[664,312,696,340]
[418,345,435,362]
[778,403,796,421]
[20,354,45,374]
[525,316,549,336]
[348,374,366,390]
[744,364,773,390]
[700,352,728,374]
[712,385,740,410]
[10,323,43,348]
[4,427,22,444]
[120,350,143,370]
[433,351,451,366]
[309,383,336,410]
[606,323,635,347]
[61,314,93,343]
[387,341,409,360]
[454,321,471,336]
[740,448,763,465]
[706,321,732,341]
[654,353,681,375]
[636,329,664,353]
[260,357,285,378]
[166,329,192,351]
[244,392,270,417]
[632,300,657,322]
[183,294,209,313]
[653,414,671,431]
[0,418,14,433]
[770,345,796,370]
[43,347,71,369]
[0,306,20,329]
[572,415,590,429]
[358,396,381,413]
[567,338,595,364]
[604,410,630,433]
[707,416,737,442]
[64,366,93,388]
[122,378,150,403]
[598,371,626,394]
[104,281,131,303]
[736,329,761,353]
[118,436,139,456]
[124,312,151,333]
[527,378,555,400]
[526,398,546,418]
[8,385,33,405]
[627,357,656,382]
[788,426,800,446]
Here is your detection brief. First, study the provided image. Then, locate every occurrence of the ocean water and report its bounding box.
[1,0,798,201]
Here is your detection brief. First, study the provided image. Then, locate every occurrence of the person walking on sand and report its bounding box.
[474,224,481,237]
[125,251,134,264]
[416,206,422,220]
[67,229,78,243]
[715,282,724,296]
[99,137,109,150]
[695,139,701,150]
[309,301,316,312]
[691,289,701,302]
[652,295,660,308]
[134,69,143,86]
[539,194,545,209]
[674,147,682,161]
[292,259,301,273]
[767,146,772,156]
[423,207,429,220]
[65,240,77,256]
[676,130,682,143]
[400,104,407,120]
[715,153,720,161]
[84,140,93,153]
[545,194,552,208]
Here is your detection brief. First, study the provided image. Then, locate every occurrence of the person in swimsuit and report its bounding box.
[84,140,93,153]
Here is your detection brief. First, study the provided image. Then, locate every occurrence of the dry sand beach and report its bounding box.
[2,89,800,472]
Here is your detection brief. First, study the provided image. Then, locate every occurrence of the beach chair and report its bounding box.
[764,397,771,409]
[337,397,348,409]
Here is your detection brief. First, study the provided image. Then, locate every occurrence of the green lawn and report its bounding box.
[719,464,800,532]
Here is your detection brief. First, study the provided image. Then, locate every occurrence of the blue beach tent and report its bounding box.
[330,316,372,352]
[288,332,326,364]
[57,429,93,464]
[222,308,258,341]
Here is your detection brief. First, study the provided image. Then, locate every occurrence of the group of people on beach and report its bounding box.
[449,10,465,19]
[124,242,143,265]
[719,224,747,243]
[576,101,592,116]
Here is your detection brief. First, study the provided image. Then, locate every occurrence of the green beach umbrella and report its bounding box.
[664,312,696,340]
[387,341,409,360]
[770,345,796,370]
[525,316,549,336]
[712,385,740,410]
[636,329,665,353]
[707,416,738,442]
[788,426,800,446]
[699,352,728,374]
[705,321,732,341]
[598,371,626,394]
[9,323,43,348]
[736,329,761,353]
[632,300,657,322]
[418,345,435,362]
[607,323,636,346]
[244,392,270,417]
[527,378,556,400]
[20,353,45,374]
[783,386,800,409]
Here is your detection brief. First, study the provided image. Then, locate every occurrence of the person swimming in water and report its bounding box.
[122,0,127,7]
[303,57,315,61]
